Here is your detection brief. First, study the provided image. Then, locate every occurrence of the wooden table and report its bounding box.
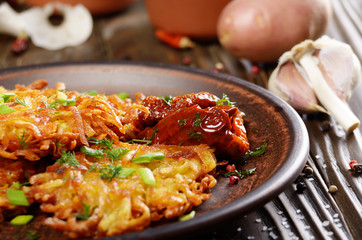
[0,1,361,239]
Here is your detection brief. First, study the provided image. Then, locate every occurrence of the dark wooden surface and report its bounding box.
[0,0,361,239]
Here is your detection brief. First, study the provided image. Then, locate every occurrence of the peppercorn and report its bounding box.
[303,166,314,175]
[251,65,260,74]
[328,185,338,193]
[296,182,306,193]
[12,38,28,55]
[348,160,357,169]
[352,164,362,176]
[226,164,236,172]
[321,120,332,132]
[229,176,239,185]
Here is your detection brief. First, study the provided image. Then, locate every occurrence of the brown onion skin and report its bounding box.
[217,0,332,62]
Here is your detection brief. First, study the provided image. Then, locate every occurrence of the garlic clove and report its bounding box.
[268,35,361,132]
[268,53,326,113]
[19,3,93,51]
[0,2,25,37]
[313,36,361,102]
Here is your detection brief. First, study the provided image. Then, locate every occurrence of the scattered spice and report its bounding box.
[251,65,260,74]
[320,120,332,132]
[182,56,192,65]
[12,37,28,55]
[328,185,338,193]
[296,182,306,193]
[303,165,314,175]
[229,175,239,185]
[155,29,195,49]
[349,160,357,169]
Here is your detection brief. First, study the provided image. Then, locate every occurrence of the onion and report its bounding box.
[217,0,332,62]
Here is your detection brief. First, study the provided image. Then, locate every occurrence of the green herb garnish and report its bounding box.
[0,104,15,114]
[242,141,268,160]
[105,147,130,161]
[57,150,79,166]
[87,137,113,150]
[127,139,152,145]
[47,99,76,109]
[14,97,28,106]
[131,152,165,164]
[6,189,30,206]
[187,131,203,140]
[193,112,201,127]
[25,230,40,240]
[82,90,98,96]
[0,93,15,103]
[98,163,135,182]
[81,145,104,158]
[17,130,29,149]
[138,167,156,187]
[216,93,236,107]
[178,119,186,126]
[117,92,129,100]
[160,96,173,106]
[10,215,34,225]
[76,202,97,220]
[223,168,256,178]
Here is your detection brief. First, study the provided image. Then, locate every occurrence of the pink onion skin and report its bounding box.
[217,0,332,62]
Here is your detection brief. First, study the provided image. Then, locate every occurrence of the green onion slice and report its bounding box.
[81,145,104,158]
[6,189,30,206]
[10,215,34,225]
[117,92,129,100]
[0,93,15,103]
[131,152,165,163]
[0,104,16,114]
[138,168,156,187]
[178,210,195,221]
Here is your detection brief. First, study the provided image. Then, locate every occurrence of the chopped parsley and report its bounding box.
[242,141,268,160]
[223,168,257,178]
[193,112,201,127]
[76,202,97,220]
[216,93,236,107]
[187,131,203,140]
[160,95,173,106]
[178,119,186,126]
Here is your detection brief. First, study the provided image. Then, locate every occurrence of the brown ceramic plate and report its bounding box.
[0,61,309,240]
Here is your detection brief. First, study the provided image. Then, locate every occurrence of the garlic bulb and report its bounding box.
[268,35,361,132]
[0,2,93,51]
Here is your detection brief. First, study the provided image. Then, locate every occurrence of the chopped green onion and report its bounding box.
[82,90,98,96]
[117,92,129,100]
[138,168,156,187]
[0,104,15,114]
[127,139,152,145]
[47,99,76,109]
[178,210,195,221]
[10,215,34,225]
[10,182,21,189]
[80,145,104,158]
[116,168,136,178]
[131,152,165,163]
[6,189,30,206]
[0,93,15,103]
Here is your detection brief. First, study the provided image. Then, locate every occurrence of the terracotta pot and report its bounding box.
[24,0,138,15]
[144,0,231,40]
